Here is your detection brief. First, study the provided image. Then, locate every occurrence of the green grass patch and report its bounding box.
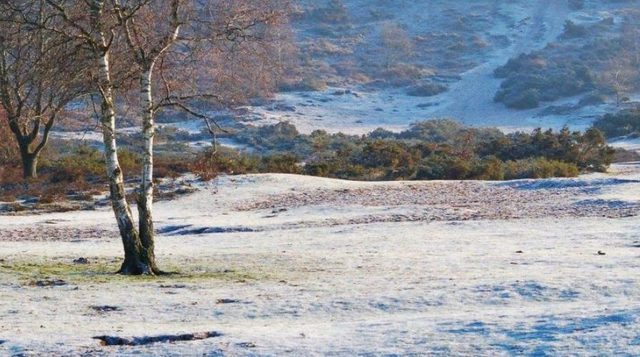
[0,259,278,285]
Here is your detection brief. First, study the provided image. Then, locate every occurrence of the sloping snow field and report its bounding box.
[1,163,640,355]
[247,0,620,135]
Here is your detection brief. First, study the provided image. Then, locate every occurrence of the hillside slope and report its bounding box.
[247,0,640,134]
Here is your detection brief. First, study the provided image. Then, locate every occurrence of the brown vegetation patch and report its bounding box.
[0,225,116,242]
[234,181,640,221]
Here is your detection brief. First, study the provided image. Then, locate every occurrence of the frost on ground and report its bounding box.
[1,164,640,355]
[50,0,628,143]
[245,0,578,134]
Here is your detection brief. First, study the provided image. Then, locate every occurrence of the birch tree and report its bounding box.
[37,0,153,274]
[108,0,184,272]
[34,0,291,275]
[112,0,288,273]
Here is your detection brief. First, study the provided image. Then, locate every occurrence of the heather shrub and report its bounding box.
[259,154,302,174]
[593,109,640,138]
[407,82,448,97]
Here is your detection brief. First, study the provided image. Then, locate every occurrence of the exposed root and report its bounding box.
[115,264,174,276]
[94,331,221,346]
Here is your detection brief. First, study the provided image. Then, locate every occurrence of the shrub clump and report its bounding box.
[0,120,619,206]
[494,54,594,109]
[407,82,448,97]
[220,120,615,181]
[592,109,640,138]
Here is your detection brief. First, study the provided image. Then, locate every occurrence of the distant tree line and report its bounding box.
[1,120,617,194]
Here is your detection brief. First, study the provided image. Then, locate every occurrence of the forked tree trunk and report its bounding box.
[88,0,161,275]
[137,67,157,270]
[110,0,182,276]
[7,117,51,180]
[16,121,53,180]
[96,48,158,275]
[18,146,38,179]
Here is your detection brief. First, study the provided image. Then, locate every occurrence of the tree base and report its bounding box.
[117,260,164,276]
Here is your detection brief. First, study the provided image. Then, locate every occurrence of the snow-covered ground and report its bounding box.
[51,119,251,152]
[2,164,640,355]
[611,137,640,153]
[3,1,640,354]
[246,85,608,135]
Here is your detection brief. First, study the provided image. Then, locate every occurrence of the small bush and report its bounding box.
[474,156,505,181]
[613,148,640,162]
[407,83,448,97]
[497,88,540,109]
[48,146,105,184]
[504,158,579,180]
[155,156,192,179]
[578,93,607,107]
[38,194,59,205]
[189,148,259,181]
[494,54,595,109]
[378,64,433,87]
[117,149,142,176]
[259,154,302,174]
[593,109,640,138]
[280,76,328,92]
[304,162,333,177]
[416,154,472,180]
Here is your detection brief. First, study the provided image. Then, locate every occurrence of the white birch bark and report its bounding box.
[137,66,157,263]
[140,67,154,215]
[91,0,148,274]
[132,10,181,259]
[98,52,135,229]
[97,49,144,254]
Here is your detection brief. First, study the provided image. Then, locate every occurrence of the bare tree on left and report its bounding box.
[0,1,87,179]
